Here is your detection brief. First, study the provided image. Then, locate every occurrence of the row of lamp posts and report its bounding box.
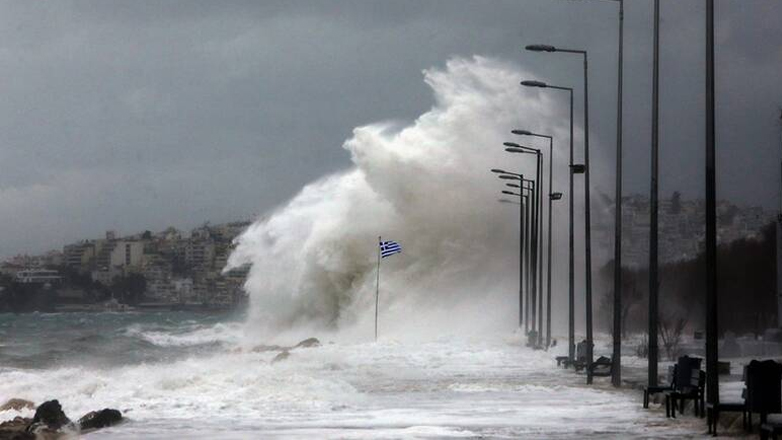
[498,39,595,381]
[493,0,719,399]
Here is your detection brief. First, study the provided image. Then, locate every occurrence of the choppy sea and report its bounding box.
[0,312,705,439]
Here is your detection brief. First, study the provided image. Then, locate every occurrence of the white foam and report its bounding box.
[227,56,595,342]
[124,322,244,347]
[1,334,704,438]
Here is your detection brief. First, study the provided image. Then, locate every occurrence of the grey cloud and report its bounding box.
[0,0,780,257]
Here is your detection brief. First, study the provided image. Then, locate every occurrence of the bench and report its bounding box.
[706,402,746,436]
[666,369,705,418]
[707,359,782,435]
[562,341,589,370]
[761,421,782,440]
[588,356,613,378]
[644,365,676,409]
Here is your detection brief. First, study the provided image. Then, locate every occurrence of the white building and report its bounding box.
[15,268,62,284]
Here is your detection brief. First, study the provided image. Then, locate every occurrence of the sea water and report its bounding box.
[0,312,707,439]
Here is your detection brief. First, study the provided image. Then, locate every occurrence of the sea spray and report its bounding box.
[228,56,598,341]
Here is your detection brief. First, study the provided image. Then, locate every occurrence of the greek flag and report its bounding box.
[379,240,402,258]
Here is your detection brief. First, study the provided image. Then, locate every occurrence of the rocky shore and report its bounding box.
[0,399,122,439]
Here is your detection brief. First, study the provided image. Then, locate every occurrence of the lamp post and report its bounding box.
[523,193,531,331]
[568,0,625,392]
[521,178,538,342]
[520,80,577,362]
[648,0,660,388]
[506,175,539,338]
[574,0,625,388]
[493,169,527,330]
[612,0,625,390]
[705,0,718,409]
[526,43,594,383]
[512,130,558,349]
[505,141,547,348]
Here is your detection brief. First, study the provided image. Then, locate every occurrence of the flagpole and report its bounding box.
[375,235,381,341]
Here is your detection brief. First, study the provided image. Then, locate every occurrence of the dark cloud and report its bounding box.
[0,0,780,257]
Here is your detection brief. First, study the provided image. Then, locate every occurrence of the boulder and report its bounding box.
[293,337,320,349]
[0,399,35,412]
[272,350,290,363]
[28,400,71,431]
[0,417,33,440]
[250,344,283,353]
[78,409,123,431]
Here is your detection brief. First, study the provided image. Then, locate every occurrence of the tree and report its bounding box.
[597,221,776,337]
[659,312,688,361]
[110,273,147,305]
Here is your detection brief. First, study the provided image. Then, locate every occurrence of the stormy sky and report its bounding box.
[1,0,780,258]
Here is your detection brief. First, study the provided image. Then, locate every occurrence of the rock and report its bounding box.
[0,417,33,440]
[28,400,71,431]
[0,399,35,412]
[272,350,290,363]
[23,424,62,440]
[250,344,283,353]
[293,337,320,349]
[78,409,123,431]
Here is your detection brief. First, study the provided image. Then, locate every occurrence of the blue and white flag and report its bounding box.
[379,240,402,259]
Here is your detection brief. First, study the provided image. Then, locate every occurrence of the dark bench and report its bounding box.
[588,356,613,378]
[562,341,589,370]
[747,360,782,431]
[706,402,747,436]
[761,421,782,440]
[662,356,703,418]
[707,359,782,436]
[666,369,705,418]
[644,365,676,409]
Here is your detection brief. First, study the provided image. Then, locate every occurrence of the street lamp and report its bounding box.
[493,169,526,330]
[648,0,661,389]
[505,142,545,348]
[512,129,558,349]
[520,179,538,339]
[521,80,577,363]
[526,43,595,384]
[566,0,625,389]
[511,129,561,348]
[705,0,719,411]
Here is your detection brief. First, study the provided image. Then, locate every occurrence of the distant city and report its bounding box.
[0,220,252,312]
[0,192,776,313]
[594,192,777,267]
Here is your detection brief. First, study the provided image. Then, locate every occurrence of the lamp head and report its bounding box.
[526,44,557,52]
[570,164,586,174]
[520,80,547,88]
